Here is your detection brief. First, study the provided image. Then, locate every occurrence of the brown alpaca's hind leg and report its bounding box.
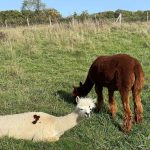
[95,85,103,112]
[132,89,143,124]
[120,90,132,132]
[108,90,117,119]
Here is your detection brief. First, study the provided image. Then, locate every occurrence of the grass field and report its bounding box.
[0,22,150,150]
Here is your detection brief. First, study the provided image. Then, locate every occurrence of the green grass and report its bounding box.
[0,22,150,150]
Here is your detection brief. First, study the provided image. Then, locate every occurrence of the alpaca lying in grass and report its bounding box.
[0,97,95,142]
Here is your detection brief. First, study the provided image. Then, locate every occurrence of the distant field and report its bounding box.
[0,22,150,150]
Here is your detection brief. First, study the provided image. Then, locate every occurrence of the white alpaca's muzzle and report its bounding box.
[85,112,90,118]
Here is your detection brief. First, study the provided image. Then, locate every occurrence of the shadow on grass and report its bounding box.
[95,104,123,132]
[111,119,123,132]
[108,111,123,132]
[110,112,123,132]
[56,90,76,104]
[56,91,123,131]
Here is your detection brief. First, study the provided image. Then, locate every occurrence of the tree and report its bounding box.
[21,0,46,11]
[80,11,90,21]
[72,12,78,19]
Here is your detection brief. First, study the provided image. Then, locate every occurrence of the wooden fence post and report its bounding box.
[72,16,75,26]
[116,13,122,24]
[27,18,30,26]
[49,16,52,26]
[5,20,8,28]
[147,12,149,22]
[94,14,97,23]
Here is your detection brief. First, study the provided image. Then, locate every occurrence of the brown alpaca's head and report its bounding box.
[72,82,86,98]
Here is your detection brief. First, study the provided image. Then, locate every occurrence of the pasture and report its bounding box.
[0,22,150,150]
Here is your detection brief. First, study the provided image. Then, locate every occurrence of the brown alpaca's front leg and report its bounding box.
[108,90,117,119]
[120,90,132,133]
[95,85,103,112]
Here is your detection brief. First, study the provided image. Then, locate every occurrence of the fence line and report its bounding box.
[0,12,149,28]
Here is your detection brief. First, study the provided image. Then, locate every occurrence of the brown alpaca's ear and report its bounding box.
[79,81,83,87]
[72,86,77,97]
[72,86,77,92]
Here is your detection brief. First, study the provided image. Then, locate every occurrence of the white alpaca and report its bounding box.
[0,97,95,142]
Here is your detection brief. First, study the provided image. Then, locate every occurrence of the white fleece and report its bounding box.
[0,97,95,142]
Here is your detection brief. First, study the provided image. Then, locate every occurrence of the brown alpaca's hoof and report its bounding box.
[94,106,103,113]
[109,105,117,119]
[122,116,132,133]
[111,113,116,120]
[135,114,142,124]
[122,124,131,133]
[94,107,100,113]
[94,103,103,113]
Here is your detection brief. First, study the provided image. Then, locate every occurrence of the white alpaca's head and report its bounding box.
[75,96,95,118]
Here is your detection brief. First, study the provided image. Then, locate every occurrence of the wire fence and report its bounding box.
[0,13,149,28]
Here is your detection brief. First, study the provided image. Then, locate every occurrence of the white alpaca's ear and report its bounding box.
[92,99,96,109]
[93,99,97,107]
[76,96,80,103]
[93,103,96,109]
[93,98,97,103]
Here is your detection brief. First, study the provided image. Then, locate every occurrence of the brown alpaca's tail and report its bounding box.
[132,62,144,124]
[134,63,144,91]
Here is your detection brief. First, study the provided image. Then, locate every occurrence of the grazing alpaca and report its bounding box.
[72,54,144,132]
[0,97,95,142]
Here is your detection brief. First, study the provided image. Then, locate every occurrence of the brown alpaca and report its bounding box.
[72,54,144,132]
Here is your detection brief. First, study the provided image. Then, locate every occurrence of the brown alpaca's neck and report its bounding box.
[79,75,94,96]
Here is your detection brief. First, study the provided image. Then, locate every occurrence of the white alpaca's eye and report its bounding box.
[80,108,83,111]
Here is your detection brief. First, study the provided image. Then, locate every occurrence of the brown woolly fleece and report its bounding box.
[72,54,144,132]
